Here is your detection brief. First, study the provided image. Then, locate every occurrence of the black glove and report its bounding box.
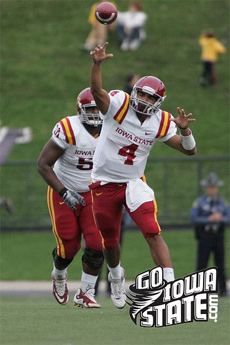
[59,188,86,210]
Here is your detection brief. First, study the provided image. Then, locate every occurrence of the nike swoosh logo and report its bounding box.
[95,193,103,196]
[59,201,65,205]
[57,296,65,303]
[145,132,152,135]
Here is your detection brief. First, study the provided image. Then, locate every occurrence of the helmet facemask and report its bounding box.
[78,103,102,127]
[130,86,166,115]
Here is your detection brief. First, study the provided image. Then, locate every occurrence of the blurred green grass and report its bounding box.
[1,296,229,345]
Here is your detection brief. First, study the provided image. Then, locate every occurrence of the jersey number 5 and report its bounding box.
[77,157,93,170]
[118,144,138,165]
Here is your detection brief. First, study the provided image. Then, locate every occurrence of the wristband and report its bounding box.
[178,125,188,130]
[59,187,67,197]
[180,131,196,150]
[93,60,101,65]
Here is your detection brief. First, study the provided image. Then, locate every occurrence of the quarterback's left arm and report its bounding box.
[165,107,197,155]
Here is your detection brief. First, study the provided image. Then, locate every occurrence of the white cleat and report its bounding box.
[73,288,101,308]
[51,271,69,305]
[108,268,126,309]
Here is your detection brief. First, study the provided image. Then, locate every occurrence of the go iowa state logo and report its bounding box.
[126,267,218,327]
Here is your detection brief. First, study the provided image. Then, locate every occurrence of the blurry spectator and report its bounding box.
[0,198,14,214]
[82,0,117,52]
[190,172,230,296]
[124,73,140,94]
[116,1,147,51]
[198,30,226,87]
[0,125,33,164]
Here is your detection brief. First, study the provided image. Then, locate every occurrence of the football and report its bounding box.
[95,2,118,25]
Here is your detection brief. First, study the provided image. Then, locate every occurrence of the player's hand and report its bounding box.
[90,42,113,64]
[171,107,196,130]
[59,188,86,210]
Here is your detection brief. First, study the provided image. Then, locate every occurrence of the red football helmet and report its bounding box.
[76,88,102,127]
[130,76,166,115]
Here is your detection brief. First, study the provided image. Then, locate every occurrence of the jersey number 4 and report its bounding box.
[118,144,138,165]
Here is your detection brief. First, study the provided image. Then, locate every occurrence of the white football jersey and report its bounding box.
[51,116,99,192]
[92,90,177,183]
